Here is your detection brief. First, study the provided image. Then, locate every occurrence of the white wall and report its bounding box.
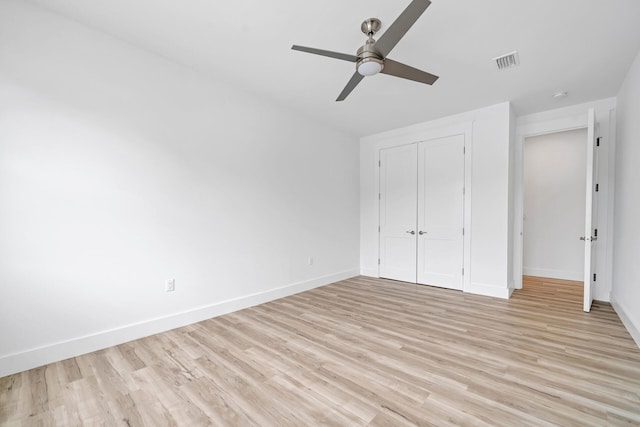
[0,0,360,377]
[523,129,587,280]
[611,49,640,347]
[360,102,513,298]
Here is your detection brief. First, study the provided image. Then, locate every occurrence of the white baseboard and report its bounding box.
[359,273,512,299]
[360,268,378,277]
[610,294,640,349]
[0,269,359,378]
[465,282,512,299]
[523,267,583,281]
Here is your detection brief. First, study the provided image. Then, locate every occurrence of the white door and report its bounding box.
[417,135,465,290]
[379,144,418,283]
[583,108,598,312]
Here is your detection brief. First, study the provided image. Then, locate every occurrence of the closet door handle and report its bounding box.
[406,230,415,235]
[419,231,426,235]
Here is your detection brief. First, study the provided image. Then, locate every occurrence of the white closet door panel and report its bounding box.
[417,135,464,290]
[379,144,417,283]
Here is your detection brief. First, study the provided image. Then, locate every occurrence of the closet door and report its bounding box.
[417,135,464,290]
[379,144,418,283]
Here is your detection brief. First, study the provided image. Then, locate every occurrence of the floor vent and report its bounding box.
[493,51,520,70]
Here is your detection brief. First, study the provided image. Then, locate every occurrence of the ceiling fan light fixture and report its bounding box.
[357,58,384,76]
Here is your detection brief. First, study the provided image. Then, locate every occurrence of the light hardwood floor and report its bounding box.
[2,276,640,426]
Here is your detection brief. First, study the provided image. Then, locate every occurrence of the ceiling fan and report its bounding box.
[292,0,439,101]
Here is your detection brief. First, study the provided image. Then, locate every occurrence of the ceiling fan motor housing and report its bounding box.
[356,40,384,76]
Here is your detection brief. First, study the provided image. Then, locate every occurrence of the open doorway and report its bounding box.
[514,104,614,312]
[522,128,587,284]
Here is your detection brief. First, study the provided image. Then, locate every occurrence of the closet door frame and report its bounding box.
[375,123,473,293]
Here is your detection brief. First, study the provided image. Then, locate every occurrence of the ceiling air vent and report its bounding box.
[493,51,520,70]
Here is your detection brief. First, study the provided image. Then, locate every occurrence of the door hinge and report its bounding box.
[463,187,465,195]
[594,228,598,237]
[463,146,466,154]
[378,258,380,265]
[462,267,464,275]
[595,183,599,192]
[378,160,381,167]
[596,137,601,147]
[378,193,381,200]
[593,273,597,282]
[378,225,380,233]
[462,228,465,236]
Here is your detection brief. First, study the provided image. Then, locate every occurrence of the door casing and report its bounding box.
[378,129,471,291]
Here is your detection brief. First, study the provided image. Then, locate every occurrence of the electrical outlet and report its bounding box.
[165,279,175,292]
[308,257,314,266]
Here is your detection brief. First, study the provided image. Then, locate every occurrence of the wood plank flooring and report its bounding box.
[2,275,640,426]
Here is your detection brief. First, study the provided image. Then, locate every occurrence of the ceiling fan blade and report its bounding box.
[336,72,365,101]
[291,45,359,62]
[381,58,439,85]
[373,0,431,58]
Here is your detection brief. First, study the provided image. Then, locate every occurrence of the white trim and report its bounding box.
[463,124,473,294]
[466,282,513,299]
[0,269,359,377]
[516,98,617,127]
[610,294,640,349]
[522,267,583,281]
[605,109,617,298]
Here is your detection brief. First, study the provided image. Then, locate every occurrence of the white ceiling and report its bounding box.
[27,0,640,136]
